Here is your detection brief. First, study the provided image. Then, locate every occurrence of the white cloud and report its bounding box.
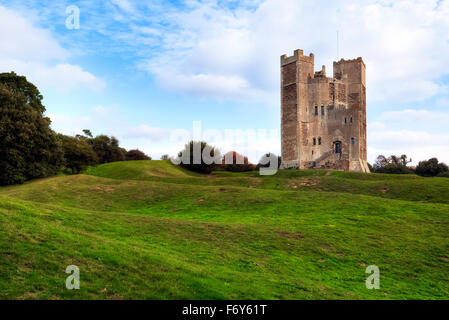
[0,5,105,92]
[0,7,67,61]
[379,109,449,126]
[125,125,173,141]
[368,108,449,164]
[47,113,91,136]
[368,127,449,165]
[436,97,449,107]
[140,0,449,102]
[92,105,108,115]
[111,0,135,14]
[151,67,264,100]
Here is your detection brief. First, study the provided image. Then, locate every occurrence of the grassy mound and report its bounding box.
[0,161,448,299]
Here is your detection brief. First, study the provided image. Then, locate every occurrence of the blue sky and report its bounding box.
[1,0,449,163]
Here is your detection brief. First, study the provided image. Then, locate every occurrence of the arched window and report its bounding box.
[334,141,342,154]
[313,138,317,145]
[314,106,318,116]
[344,118,347,124]
[321,106,325,116]
[351,137,355,145]
[318,137,322,145]
[350,117,353,124]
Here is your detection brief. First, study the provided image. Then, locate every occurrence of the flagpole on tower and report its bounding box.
[337,30,339,60]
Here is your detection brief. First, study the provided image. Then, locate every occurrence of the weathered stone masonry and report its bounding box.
[280,49,370,172]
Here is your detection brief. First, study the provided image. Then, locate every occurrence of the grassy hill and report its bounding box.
[0,160,448,299]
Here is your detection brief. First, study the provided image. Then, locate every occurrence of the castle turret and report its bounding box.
[280,49,314,168]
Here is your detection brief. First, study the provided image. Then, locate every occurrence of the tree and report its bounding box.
[0,76,63,186]
[0,72,45,113]
[176,141,221,174]
[372,154,413,174]
[82,129,93,138]
[415,158,449,177]
[374,155,388,169]
[59,134,98,174]
[126,149,151,161]
[89,135,126,164]
[399,154,412,166]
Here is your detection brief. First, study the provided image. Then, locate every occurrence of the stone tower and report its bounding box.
[280,49,369,172]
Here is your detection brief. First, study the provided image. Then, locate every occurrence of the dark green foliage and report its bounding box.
[0,72,45,113]
[59,134,98,174]
[255,153,282,170]
[89,135,126,164]
[0,77,63,186]
[82,129,93,138]
[126,149,151,161]
[222,151,255,172]
[437,171,449,178]
[178,141,220,174]
[372,154,413,174]
[416,158,449,177]
[60,129,130,173]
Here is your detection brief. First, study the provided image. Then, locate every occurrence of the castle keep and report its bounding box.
[280,49,369,172]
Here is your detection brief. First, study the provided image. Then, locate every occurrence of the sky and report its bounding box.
[1,0,449,164]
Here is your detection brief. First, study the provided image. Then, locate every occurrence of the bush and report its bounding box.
[59,134,98,174]
[416,158,449,177]
[222,151,255,172]
[126,149,151,161]
[0,74,63,185]
[177,141,221,174]
[437,171,449,178]
[372,155,413,174]
[255,153,282,171]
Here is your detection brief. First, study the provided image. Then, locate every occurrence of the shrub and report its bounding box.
[126,149,151,161]
[437,171,449,178]
[222,151,255,172]
[416,158,449,177]
[0,74,63,186]
[59,134,98,174]
[177,141,221,174]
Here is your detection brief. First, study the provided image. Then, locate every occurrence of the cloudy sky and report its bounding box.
[1,0,449,163]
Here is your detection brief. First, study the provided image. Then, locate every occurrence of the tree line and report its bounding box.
[371,154,448,177]
[0,72,150,186]
[1,72,447,185]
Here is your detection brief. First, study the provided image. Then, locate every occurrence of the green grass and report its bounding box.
[1,160,448,299]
